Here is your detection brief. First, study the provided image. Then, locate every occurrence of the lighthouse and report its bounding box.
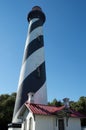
[11,6,47,124]
[8,6,85,130]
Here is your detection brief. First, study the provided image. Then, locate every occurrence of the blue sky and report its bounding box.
[0,0,86,102]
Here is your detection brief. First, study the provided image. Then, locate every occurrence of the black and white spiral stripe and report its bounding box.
[13,16,47,122]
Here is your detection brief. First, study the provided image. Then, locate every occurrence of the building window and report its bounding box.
[36,66,41,78]
[29,117,33,130]
[58,119,64,130]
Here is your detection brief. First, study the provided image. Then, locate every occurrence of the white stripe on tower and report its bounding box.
[18,47,45,88]
[25,25,43,50]
[12,6,47,123]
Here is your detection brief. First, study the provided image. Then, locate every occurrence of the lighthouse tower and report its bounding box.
[11,6,47,125]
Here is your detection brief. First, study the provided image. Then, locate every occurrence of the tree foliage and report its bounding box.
[0,93,16,130]
[70,96,86,126]
[48,98,63,107]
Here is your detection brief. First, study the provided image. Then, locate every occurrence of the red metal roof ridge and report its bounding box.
[25,102,65,115]
[70,109,86,118]
[25,102,86,118]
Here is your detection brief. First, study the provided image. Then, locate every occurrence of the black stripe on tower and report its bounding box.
[15,62,46,112]
[29,19,44,33]
[21,62,46,93]
[23,35,44,63]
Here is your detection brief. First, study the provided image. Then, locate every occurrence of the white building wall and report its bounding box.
[35,115,56,130]
[64,117,81,130]
[20,110,82,130]
[34,115,81,130]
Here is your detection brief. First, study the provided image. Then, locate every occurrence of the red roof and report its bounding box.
[25,102,64,115]
[69,109,86,118]
[25,102,86,118]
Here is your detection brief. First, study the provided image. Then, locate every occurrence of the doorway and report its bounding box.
[58,119,64,130]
